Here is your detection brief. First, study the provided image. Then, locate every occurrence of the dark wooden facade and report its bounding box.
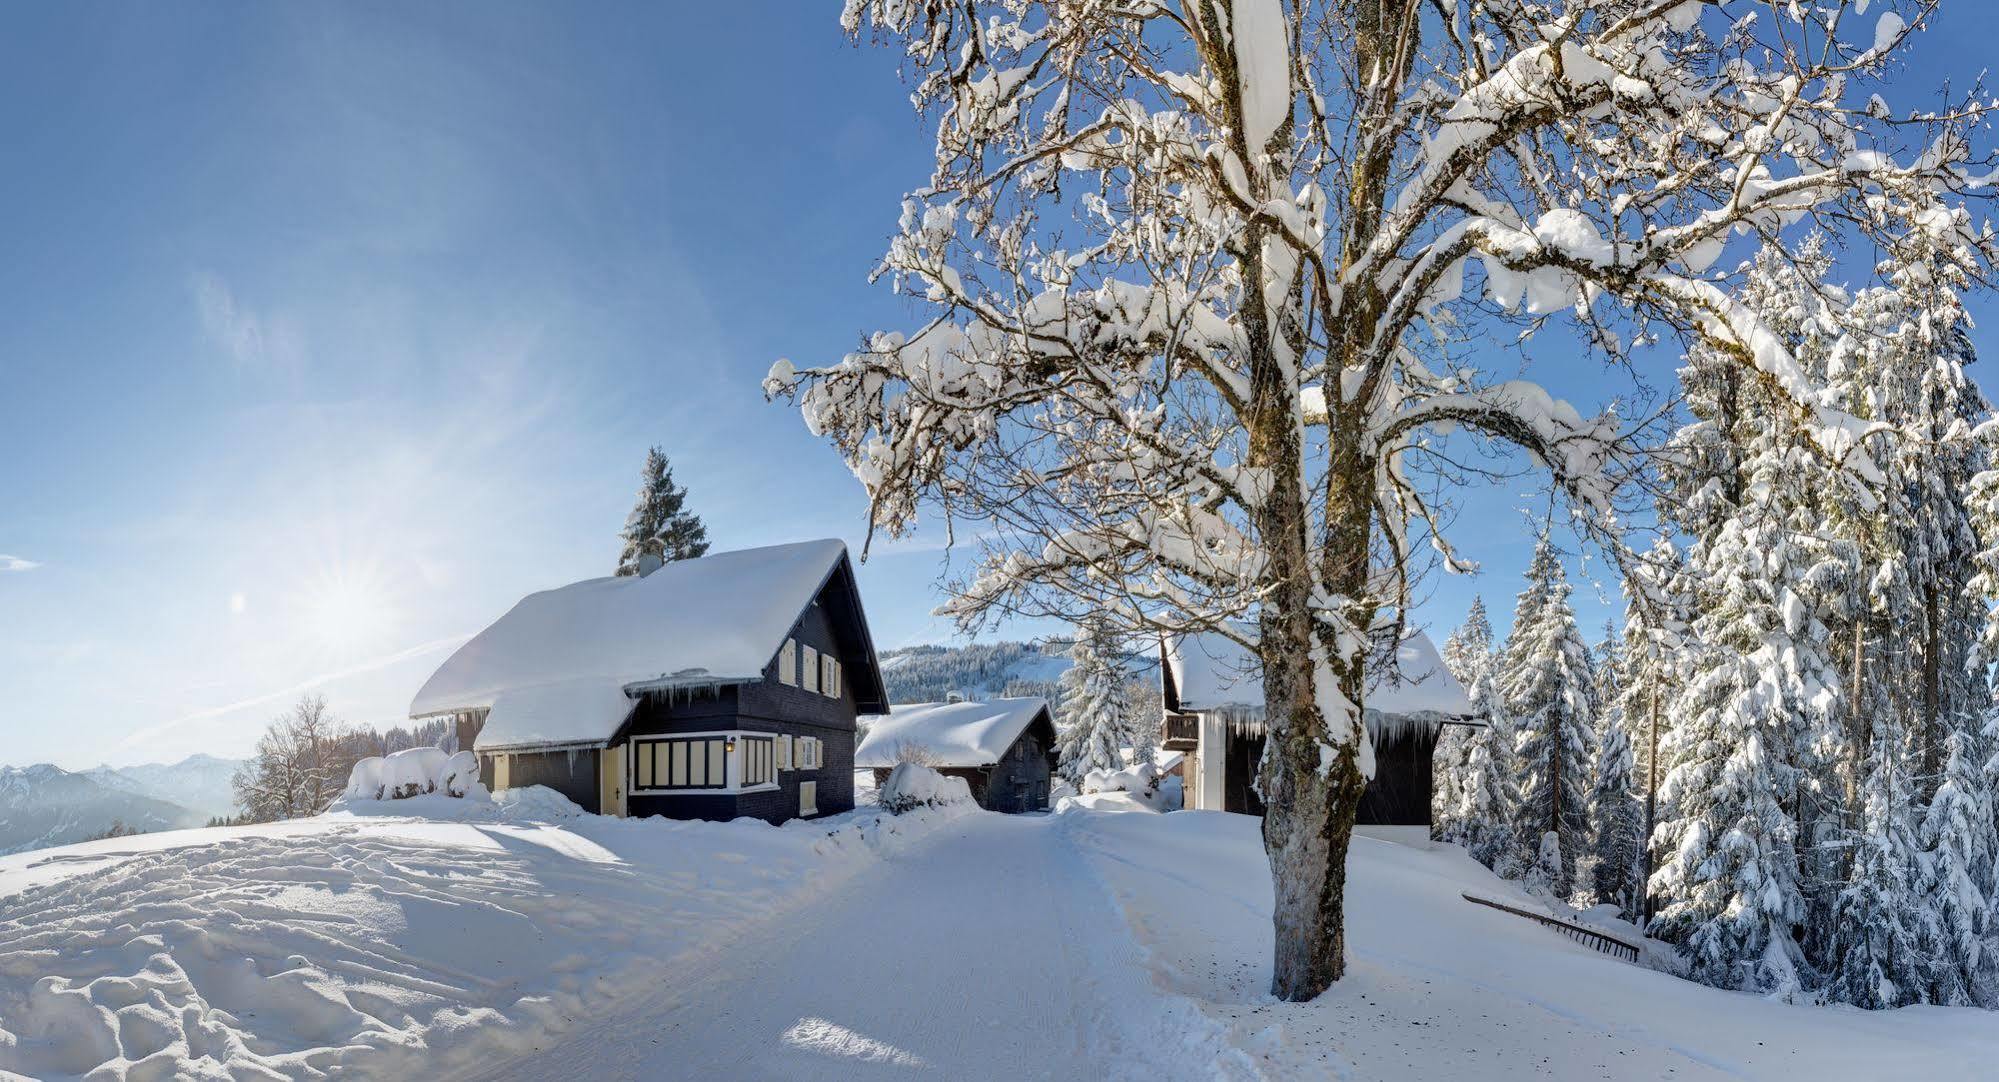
[470,552,886,825]
[870,706,1058,813]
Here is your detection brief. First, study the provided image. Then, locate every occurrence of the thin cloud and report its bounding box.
[0,554,40,572]
[192,271,305,372]
[116,631,472,750]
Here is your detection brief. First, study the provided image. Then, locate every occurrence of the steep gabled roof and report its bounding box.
[411,539,888,750]
[1163,627,1472,725]
[854,697,1052,769]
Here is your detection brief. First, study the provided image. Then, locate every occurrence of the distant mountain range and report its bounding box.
[0,754,244,855]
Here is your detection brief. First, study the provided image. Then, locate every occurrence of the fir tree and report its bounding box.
[1500,533,1596,893]
[1450,668,1520,875]
[616,447,710,575]
[1918,728,1994,1005]
[1826,708,1931,1008]
[1435,599,1496,837]
[1055,622,1137,784]
[1589,713,1642,917]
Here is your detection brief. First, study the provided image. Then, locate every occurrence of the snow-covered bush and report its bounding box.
[494,784,583,820]
[344,748,483,802]
[877,763,973,814]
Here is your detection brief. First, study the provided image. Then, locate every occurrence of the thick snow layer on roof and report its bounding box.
[476,680,638,751]
[412,540,848,748]
[1166,628,1472,719]
[855,697,1049,768]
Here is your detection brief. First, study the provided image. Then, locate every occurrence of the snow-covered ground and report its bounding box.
[1065,813,1999,1080]
[5,798,1997,1080]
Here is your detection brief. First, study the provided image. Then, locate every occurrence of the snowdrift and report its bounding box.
[0,799,973,1079]
[877,762,974,813]
[341,746,482,802]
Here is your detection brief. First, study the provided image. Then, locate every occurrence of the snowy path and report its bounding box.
[469,812,1246,1082]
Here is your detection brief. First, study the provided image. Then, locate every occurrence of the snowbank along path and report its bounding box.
[476,811,1252,1082]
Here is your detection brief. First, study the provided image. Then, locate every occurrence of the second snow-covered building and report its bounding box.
[1159,629,1473,824]
[408,539,888,824]
[855,697,1058,813]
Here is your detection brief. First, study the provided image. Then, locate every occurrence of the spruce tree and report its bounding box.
[1056,622,1137,784]
[1435,599,1495,837]
[1919,729,1994,1005]
[1450,667,1520,875]
[1588,712,1642,917]
[1826,707,1931,1008]
[1500,533,1596,893]
[616,447,710,575]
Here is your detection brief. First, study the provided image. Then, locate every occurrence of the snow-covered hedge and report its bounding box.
[344,747,483,802]
[877,762,973,814]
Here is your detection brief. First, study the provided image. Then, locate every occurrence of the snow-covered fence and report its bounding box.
[344,748,483,802]
[877,762,973,814]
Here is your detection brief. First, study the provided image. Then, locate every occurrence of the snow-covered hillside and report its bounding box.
[878,639,1159,706]
[3,801,1996,1079]
[878,640,1075,703]
[0,764,208,855]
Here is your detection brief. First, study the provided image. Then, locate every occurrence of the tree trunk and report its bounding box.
[1922,582,1940,795]
[1641,683,1660,926]
[1255,424,1367,1004]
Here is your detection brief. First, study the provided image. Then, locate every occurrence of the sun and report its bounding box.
[299,566,396,653]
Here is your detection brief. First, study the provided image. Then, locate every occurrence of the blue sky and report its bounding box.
[3,3,1995,769]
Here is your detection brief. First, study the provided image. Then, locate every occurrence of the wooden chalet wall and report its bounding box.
[622,595,859,825]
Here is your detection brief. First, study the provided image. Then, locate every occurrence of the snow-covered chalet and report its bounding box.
[855,696,1058,813]
[408,539,888,824]
[1159,629,1475,824]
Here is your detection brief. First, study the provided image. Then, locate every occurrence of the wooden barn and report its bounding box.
[408,539,888,825]
[855,697,1058,813]
[1159,627,1474,825]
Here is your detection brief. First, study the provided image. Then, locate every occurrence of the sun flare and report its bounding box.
[299,567,395,653]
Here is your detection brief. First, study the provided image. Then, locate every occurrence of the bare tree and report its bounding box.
[773,0,1990,999]
[231,694,345,822]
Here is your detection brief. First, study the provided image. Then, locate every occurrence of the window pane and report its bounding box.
[637,743,653,788]
[690,741,706,786]
[671,741,687,786]
[709,740,725,786]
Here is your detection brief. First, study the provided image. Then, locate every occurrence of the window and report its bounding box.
[742,736,775,788]
[802,645,820,693]
[778,638,797,685]
[799,780,818,817]
[821,655,840,700]
[796,736,822,770]
[632,736,729,790]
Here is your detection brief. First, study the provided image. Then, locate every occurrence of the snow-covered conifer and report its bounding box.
[1055,622,1138,784]
[1826,708,1931,1008]
[1501,534,1595,893]
[616,447,709,575]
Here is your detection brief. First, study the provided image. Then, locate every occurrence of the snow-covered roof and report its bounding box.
[854,697,1051,769]
[1164,627,1472,723]
[412,539,866,751]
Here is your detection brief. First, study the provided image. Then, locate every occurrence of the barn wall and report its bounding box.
[483,748,600,815]
[1357,728,1437,827]
[982,721,1054,813]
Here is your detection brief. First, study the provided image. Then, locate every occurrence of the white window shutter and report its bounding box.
[779,639,797,685]
[802,645,820,693]
[777,734,792,770]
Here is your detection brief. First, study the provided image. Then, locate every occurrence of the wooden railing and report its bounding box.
[1460,892,1641,963]
[1161,713,1200,750]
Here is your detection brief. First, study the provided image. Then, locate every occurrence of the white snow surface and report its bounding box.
[410,539,849,750]
[341,747,482,802]
[4,804,1998,1079]
[854,696,1049,768]
[876,762,976,813]
[1166,627,1471,721]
